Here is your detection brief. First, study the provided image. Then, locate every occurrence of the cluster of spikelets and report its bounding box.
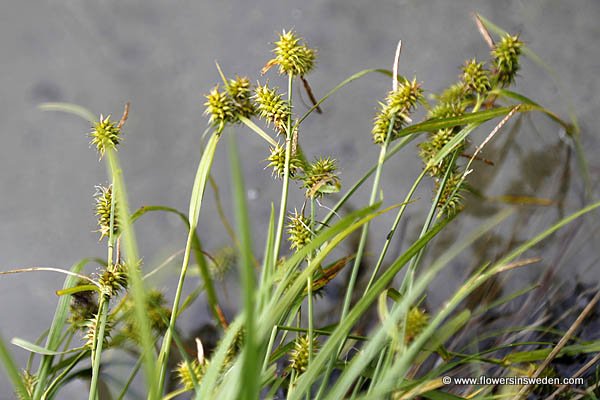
[417,33,523,217]
[288,335,320,374]
[89,115,122,159]
[263,30,316,77]
[94,185,119,240]
[403,307,429,344]
[372,78,423,144]
[204,76,256,132]
[202,30,341,255]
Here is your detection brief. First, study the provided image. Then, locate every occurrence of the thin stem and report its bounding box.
[88,296,109,400]
[364,169,427,294]
[271,74,294,270]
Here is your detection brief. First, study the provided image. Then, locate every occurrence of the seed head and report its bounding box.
[16,370,37,400]
[204,85,236,132]
[436,171,466,217]
[303,157,340,198]
[289,335,319,374]
[84,314,113,349]
[462,59,491,95]
[404,307,429,343]
[90,115,121,159]
[264,30,316,76]
[98,262,128,298]
[286,211,312,251]
[123,289,171,342]
[491,34,523,86]
[266,143,304,178]
[227,76,256,118]
[94,185,119,240]
[176,359,206,390]
[428,100,466,120]
[372,78,423,144]
[254,83,291,135]
[437,82,468,104]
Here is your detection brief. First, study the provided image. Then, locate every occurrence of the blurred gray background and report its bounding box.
[1,0,599,397]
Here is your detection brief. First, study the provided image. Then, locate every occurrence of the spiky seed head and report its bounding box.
[404,307,429,343]
[266,143,304,178]
[83,314,113,349]
[123,288,171,342]
[436,171,466,217]
[98,262,128,298]
[16,370,37,400]
[264,30,316,76]
[303,157,340,198]
[289,335,319,374]
[462,59,491,94]
[94,185,119,240]
[253,83,291,135]
[491,34,523,86]
[372,78,423,144]
[227,76,256,118]
[286,210,312,251]
[176,359,207,390]
[204,85,236,132]
[428,100,466,120]
[437,82,468,104]
[208,246,236,281]
[90,115,121,159]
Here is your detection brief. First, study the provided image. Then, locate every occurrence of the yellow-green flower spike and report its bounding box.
[462,59,491,94]
[123,289,171,342]
[227,76,256,118]
[204,85,236,132]
[264,30,316,76]
[303,157,340,198]
[266,143,303,178]
[289,335,319,374]
[372,78,423,144]
[98,263,128,298]
[94,185,119,240]
[491,34,523,87]
[404,307,429,343]
[90,115,121,159]
[436,171,466,217]
[84,314,113,349]
[176,359,206,391]
[286,210,312,251]
[17,370,37,400]
[254,83,291,135]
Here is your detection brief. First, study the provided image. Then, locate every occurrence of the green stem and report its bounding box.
[271,74,294,271]
[364,169,427,294]
[88,297,109,400]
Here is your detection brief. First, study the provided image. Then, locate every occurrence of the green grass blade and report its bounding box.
[10,339,83,356]
[398,106,520,138]
[290,217,453,400]
[158,132,221,393]
[32,258,89,400]
[106,150,158,399]
[0,334,31,400]
[228,133,259,400]
[38,102,96,123]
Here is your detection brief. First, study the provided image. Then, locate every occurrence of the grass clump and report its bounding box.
[1,15,599,400]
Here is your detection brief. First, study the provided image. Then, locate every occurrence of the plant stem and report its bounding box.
[271,74,294,269]
[364,169,427,294]
[88,297,109,400]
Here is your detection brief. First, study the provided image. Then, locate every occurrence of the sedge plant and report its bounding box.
[1,15,599,400]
